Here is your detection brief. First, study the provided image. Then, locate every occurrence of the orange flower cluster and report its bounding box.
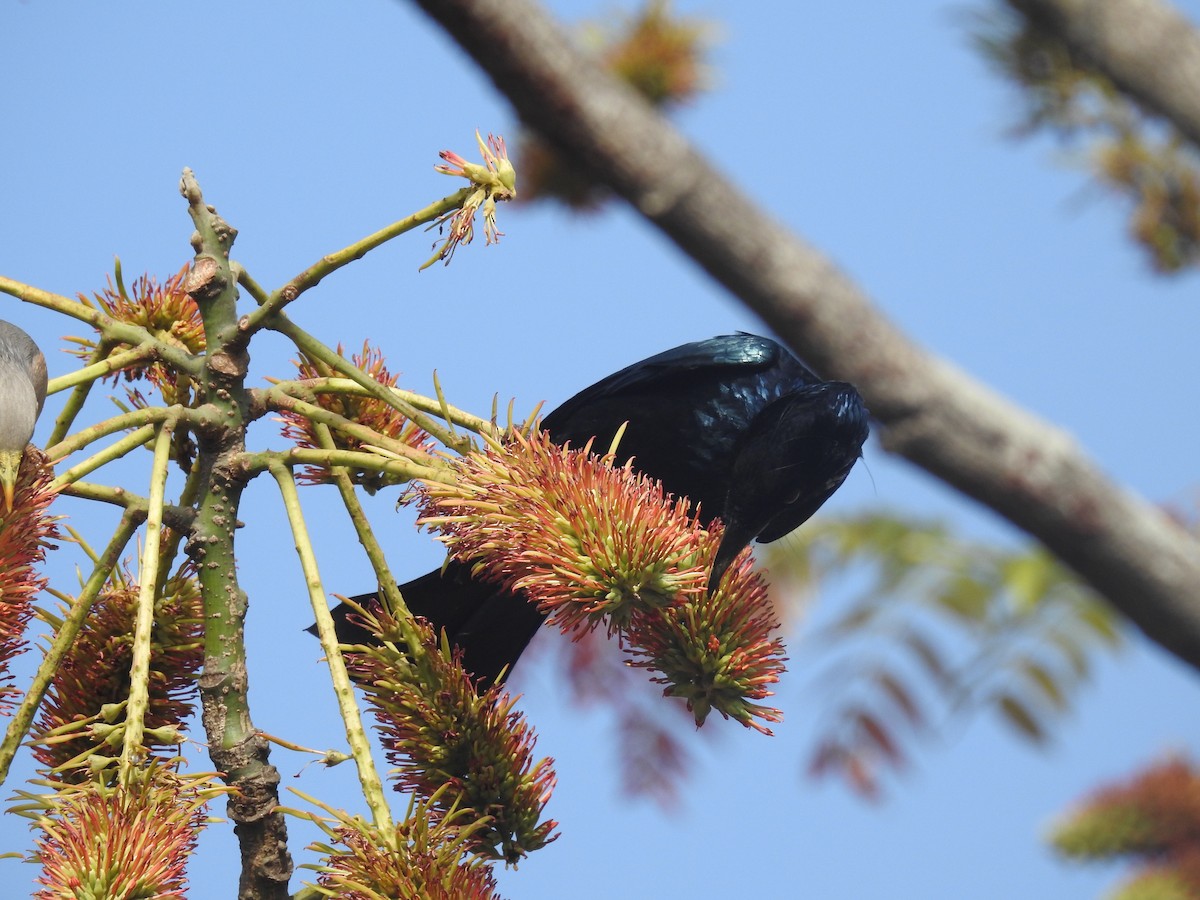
[24,763,222,900]
[306,797,503,900]
[32,566,202,776]
[416,430,787,733]
[279,342,432,489]
[1052,756,1200,895]
[75,265,205,407]
[347,606,558,865]
[0,448,59,713]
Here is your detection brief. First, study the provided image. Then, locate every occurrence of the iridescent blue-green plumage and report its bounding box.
[323,334,869,683]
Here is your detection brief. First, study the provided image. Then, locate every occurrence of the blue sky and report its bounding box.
[4,1,1200,897]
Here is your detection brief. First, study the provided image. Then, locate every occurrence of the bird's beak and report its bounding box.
[0,450,21,514]
[708,524,753,596]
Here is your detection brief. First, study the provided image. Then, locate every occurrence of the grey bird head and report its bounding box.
[0,321,48,513]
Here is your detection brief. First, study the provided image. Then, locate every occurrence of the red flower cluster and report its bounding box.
[25,763,222,900]
[279,341,432,488]
[32,565,202,776]
[306,795,503,900]
[0,448,59,714]
[75,265,206,407]
[348,606,557,864]
[416,429,787,732]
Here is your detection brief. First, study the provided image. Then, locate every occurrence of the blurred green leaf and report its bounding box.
[995,693,1046,743]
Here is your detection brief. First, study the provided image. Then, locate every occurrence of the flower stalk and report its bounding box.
[121,420,175,763]
[269,461,393,833]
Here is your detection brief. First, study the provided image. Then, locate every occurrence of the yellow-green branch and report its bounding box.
[315,424,426,661]
[46,405,194,463]
[261,392,440,466]
[240,190,471,331]
[265,377,497,440]
[269,315,473,454]
[268,462,393,832]
[46,344,157,396]
[49,424,157,491]
[241,447,453,485]
[122,420,175,763]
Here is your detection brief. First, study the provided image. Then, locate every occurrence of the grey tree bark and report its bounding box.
[406,0,1200,671]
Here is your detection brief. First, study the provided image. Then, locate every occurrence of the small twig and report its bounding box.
[270,315,473,453]
[49,424,157,491]
[46,344,157,396]
[267,462,394,832]
[121,419,175,763]
[240,190,472,332]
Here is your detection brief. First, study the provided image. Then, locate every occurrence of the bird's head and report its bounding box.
[708,382,868,593]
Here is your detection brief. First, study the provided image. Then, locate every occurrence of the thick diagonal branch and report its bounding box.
[406,0,1200,671]
[1007,0,1200,150]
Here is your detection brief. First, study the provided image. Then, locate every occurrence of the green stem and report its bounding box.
[0,275,107,325]
[0,276,203,378]
[263,392,440,465]
[240,190,470,331]
[0,512,140,785]
[48,343,111,446]
[181,167,292,898]
[241,448,453,484]
[315,424,426,660]
[121,420,174,763]
[266,377,496,438]
[60,480,146,510]
[268,462,393,832]
[271,315,472,453]
[46,405,189,463]
[46,344,157,396]
[49,424,157,491]
[232,264,269,306]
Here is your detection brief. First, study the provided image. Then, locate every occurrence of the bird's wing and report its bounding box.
[0,321,48,415]
[29,348,47,415]
[542,333,797,431]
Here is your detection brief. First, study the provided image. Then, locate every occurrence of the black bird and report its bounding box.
[321,334,869,684]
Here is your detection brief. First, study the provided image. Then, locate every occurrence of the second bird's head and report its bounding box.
[709,382,869,592]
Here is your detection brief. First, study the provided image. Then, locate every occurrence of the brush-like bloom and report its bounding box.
[303,792,503,900]
[279,342,432,488]
[73,264,205,407]
[422,132,516,270]
[414,429,787,731]
[22,762,223,900]
[32,565,203,777]
[0,448,59,714]
[1051,756,1200,897]
[347,607,557,864]
[418,430,709,634]
[625,546,786,734]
